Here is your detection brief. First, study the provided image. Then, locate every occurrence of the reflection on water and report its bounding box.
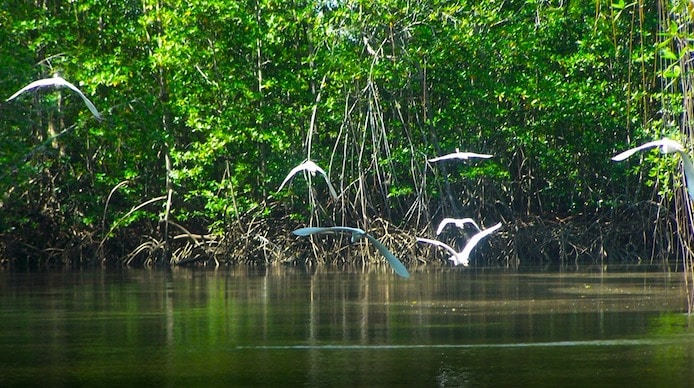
[0,266,692,386]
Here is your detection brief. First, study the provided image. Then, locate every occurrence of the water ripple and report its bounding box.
[236,337,694,350]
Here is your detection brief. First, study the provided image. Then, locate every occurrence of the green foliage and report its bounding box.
[0,0,670,260]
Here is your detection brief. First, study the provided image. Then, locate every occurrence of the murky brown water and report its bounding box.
[0,266,692,386]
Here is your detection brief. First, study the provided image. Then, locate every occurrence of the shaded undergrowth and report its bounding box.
[0,200,683,273]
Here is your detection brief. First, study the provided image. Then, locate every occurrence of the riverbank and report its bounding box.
[0,200,683,272]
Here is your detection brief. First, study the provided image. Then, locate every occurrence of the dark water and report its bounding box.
[0,266,692,387]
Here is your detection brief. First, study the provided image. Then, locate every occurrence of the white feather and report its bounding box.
[7,74,102,121]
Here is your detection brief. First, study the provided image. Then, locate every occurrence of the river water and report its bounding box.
[0,266,692,386]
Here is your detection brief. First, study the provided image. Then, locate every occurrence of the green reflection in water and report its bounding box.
[0,267,691,386]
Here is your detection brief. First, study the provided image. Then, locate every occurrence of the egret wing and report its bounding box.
[428,153,457,162]
[292,226,331,236]
[429,152,492,162]
[6,78,57,101]
[322,176,339,200]
[680,152,694,201]
[278,162,307,192]
[7,77,102,120]
[458,218,481,231]
[612,140,669,161]
[312,164,339,200]
[462,152,494,159]
[416,237,457,256]
[459,222,502,266]
[416,237,463,265]
[364,234,410,278]
[293,226,408,278]
[435,219,454,235]
[59,78,102,120]
[436,217,480,235]
[292,226,363,237]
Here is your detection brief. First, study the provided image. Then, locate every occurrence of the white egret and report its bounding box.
[428,148,493,163]
[612,138,694,201]
[457,222,502,266]
[435,217,481,235]
[416,237,465,266]
[278,160,338,200]
[292,226,410,278]
[7,74,102,121]
[419,222,502,266]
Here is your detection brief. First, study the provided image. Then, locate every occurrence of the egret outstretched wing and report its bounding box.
[612,138,694,200]
[611,138,684,161]
[292,226,363,240]
[435,217,481,235]
[319,173,339,200]
[7,75,102,120]
[278,160,338,200]
[361,234,410,278]
[416,237,465,265]
[457,222,502,266]
[429,149,493,163]
[7,78,57,101]
[278,162,313,191]
[292,226,410,278]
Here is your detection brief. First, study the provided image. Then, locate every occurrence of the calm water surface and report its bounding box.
[0,266,692,386]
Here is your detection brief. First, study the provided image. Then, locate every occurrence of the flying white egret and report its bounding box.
[416,237,465,266]
[435,217,481,235]
[612,138,694,201]
[457,222,502,266]
[419,222,502,266]
[6,74,102,121]
[428,148,493,163]
[292,226,410,278]
[278,160,338,200]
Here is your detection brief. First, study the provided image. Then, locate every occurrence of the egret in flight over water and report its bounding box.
[418,222,502,266]
[436,217,481,235]
[612,138,694,201]
[278,160,339,200]
[416,237,466,266]
[428,148,493,163]
[292,226,409,278]
[6,74,102,121]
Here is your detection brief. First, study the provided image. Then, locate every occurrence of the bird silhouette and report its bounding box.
[7,74,102,121]
[278,160,338,200]
[416,237,465,265]
[436,217,481,235]
[292,226,409,278]
[428,148,493,163]
[418,222,502,266]
[612,138,694,201]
